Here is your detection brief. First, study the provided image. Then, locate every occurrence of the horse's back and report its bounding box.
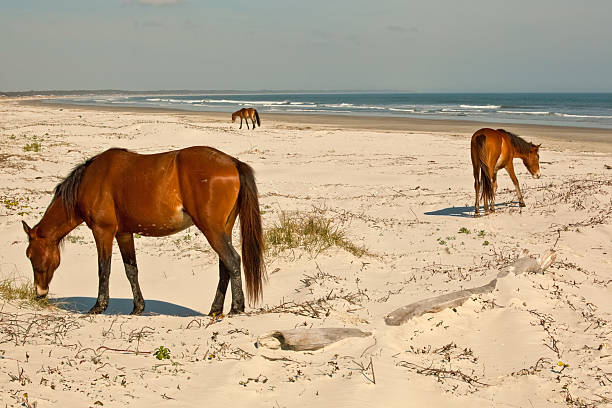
[471,128,503,144]
[77,147,240,235]
[471,128,506,154]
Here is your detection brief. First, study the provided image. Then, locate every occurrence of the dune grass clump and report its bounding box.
[264,211,370,257]
[23,142,41,152]
[0,276,48,308]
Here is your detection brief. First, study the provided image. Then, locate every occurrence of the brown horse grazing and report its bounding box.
[21,147,265,316]
[232,108,261,130]
[470,128,541,217]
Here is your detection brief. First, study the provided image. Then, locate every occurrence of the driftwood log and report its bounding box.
[384,250,556,326]
[257,327,371,351]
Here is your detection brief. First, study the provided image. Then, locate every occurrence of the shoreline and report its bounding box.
[17,97,612,153]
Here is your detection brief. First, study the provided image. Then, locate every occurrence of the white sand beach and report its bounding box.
[1,99,611,407]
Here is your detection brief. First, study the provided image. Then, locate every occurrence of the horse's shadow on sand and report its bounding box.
[424,202,518,218]
[51,297,204,316]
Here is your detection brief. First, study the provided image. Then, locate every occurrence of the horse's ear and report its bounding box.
[22,220,32,236]
[537,143,542,149]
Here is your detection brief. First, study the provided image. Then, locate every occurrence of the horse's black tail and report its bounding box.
[254,109,261,127]
[235,159,266,305]
[475,134,494,205]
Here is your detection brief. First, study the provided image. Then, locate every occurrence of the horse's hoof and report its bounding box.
[87,306,105,315]
[228,306,245,315]
[208,308,223,317]
[519,202,526,207]
[474,213,480,218]
[130,308,144,316]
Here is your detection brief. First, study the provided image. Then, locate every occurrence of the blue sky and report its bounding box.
[1,0,611,92]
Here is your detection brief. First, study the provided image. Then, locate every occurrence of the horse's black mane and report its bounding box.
[498,129,533,155]
[53,148,128,217]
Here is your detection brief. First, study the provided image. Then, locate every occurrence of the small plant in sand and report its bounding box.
[264,210,370,257]
[153,346,171,360]
[477,230,486,238]
[23,142,42,152]
[65,234,85,244]
[0,276,49,308]
[2,196,20,209]
[1,195,31,215]
[458,227,471,234]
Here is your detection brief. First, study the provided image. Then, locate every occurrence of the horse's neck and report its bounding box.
[36,197,82,241]
[512,149,529,160]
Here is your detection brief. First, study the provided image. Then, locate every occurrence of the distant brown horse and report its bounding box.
[471,128,541,217]
[232,108,261,130]
[22,147,265,315]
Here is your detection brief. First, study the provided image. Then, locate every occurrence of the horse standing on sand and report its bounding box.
[232,108,261,130]
[470,128,541,217]
[22,146,266,316]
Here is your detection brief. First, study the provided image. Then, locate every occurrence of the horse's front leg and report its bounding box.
[116,233,145,315]
[505,163,525,207]
[89,227,115,314]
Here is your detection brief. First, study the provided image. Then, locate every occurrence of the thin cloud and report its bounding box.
[387,25,419,34]
[138,0,183,6]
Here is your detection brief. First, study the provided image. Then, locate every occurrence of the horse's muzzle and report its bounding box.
[36,293,48,300]
[35,284,49,298]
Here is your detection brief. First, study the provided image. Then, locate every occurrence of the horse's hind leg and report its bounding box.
[116,233,145,315]
[209,258,231,316]
[490,171,498,212]
[239,117,243,129]
[207,231,244,314]
[89,226,116,314]
[471,142,481,217]
[473,165,481,217]
[251,116,256,130]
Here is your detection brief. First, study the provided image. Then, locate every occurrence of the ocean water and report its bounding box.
[49,92,612,129]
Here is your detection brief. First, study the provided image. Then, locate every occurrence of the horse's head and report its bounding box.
[22,221,60,298]
[522,143,541,179]
[231,113,236,122]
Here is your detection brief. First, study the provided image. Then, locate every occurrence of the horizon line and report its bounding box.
[3,89,612,97]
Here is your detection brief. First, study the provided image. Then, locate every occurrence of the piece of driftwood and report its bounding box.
[384,250,556,326]
[257,328,371,351]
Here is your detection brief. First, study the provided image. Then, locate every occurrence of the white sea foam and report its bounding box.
[553,113,612,119]
[441,108,480,113]
[498,110,551,115]
[289,102,316,106]
[388,108,415,112]
[323,103,355,108]
[202,99,290,105]
[285,109,352,113]
[460,104,501,109]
